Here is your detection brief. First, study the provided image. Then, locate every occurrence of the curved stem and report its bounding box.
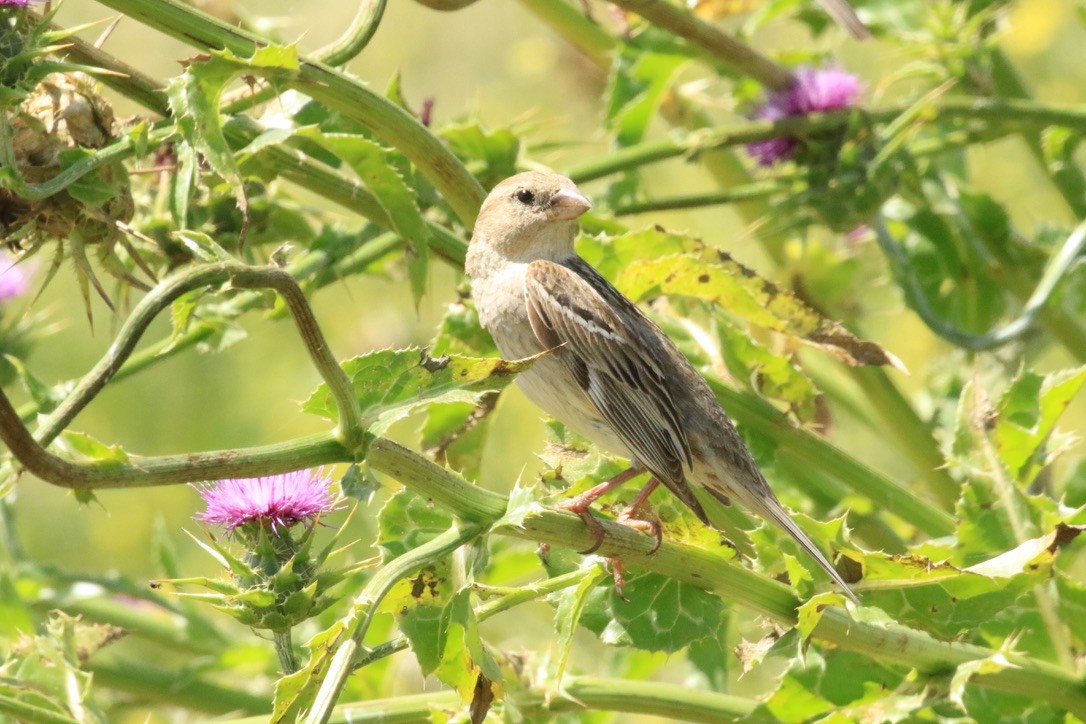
[32,262,364,454]
[605,0,793,90]
[568,98,1086,183]
[872,215,1086,351]
[311,0,387,67]
[220,0,389,112]
[91,0,485,226]
[612,179,795,215]
[305,523,484,724]
[3,389,1083,712]
[0,111,177,201]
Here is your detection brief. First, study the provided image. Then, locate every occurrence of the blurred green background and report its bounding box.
[9,0,1086,714]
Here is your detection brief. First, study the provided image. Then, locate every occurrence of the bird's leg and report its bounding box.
[615,477,663,554]
[556,466,644,555]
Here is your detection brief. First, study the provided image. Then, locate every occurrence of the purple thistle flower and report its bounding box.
[0,253,32,301]
[0,0,40,6]
[747,66,862,166]
[195,469,336,532]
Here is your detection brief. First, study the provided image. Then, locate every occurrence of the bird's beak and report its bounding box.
[547,188,592,220]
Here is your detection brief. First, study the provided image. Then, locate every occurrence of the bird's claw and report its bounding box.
[606,558,629,600]
[615,511,663,554]
[557,499,608,554]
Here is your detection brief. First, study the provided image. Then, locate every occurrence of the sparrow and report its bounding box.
[466,171,858,603]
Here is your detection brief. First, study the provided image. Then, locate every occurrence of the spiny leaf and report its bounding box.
[617,249,903,369]
[167,45,298,235]
[440,123,520,191]
[995,365,1086,484]
[57,431,129,465]
[302,347,540,436]
[551,562,609,681]
[297,131,429,305]
[271,619,348,722]
[602,571,726,653]
[376,488,455,561]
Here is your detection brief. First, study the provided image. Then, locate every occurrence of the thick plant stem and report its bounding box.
[85,659,272,714]
[236,675,757,723]
[303,524,485,724]
[31,263,364,455]
[274,630,298,674]
[92,0,485,226]
[605,0,793,90]
[4,398,1083,712]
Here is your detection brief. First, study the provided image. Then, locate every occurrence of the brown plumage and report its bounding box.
[466,171,858,603]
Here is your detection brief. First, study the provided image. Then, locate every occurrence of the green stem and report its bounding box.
[304,0,387,67]
[605,0,793,90]
[845,366,960,510]
[238,675,758,723]
[707,379,956,537]
[92,0,485,226]
[813,608,1086,714]
[0,112,176,201]
[613,179,793,215]
[4,391,1081,711]
[85,659,271,714]
[568,98,1086,184]
[274,630,299,675]
[220,0,388,113]
[474,567,596,619]
[872,215,1086,352]
[31,262,364,455]
[304,524,484,724]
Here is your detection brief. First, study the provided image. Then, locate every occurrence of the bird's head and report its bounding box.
[470,171,591,262]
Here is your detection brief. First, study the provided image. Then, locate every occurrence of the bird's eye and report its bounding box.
[514,189,535,205]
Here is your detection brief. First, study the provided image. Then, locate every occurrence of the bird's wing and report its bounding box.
[524,258,706,515]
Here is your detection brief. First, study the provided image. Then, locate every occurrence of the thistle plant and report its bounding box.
[0,1,1085,722]
[173,470,367,673]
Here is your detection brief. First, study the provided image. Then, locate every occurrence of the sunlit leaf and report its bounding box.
[297,131,430,304]
[995,366,1086,484]
[302,347,539,436]
[167,45,299,230]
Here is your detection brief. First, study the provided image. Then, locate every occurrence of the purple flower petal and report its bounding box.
[0,253,32,301]
[195,469,336,531]
[747,65,862,165]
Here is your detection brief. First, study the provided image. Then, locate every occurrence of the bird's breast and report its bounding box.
[470,265,632,458]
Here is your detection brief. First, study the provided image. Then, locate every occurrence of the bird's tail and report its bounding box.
[731,485,860,604]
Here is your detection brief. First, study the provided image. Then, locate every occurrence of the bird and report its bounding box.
[465,171,859,603]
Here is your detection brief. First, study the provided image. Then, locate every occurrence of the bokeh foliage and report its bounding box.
[1,0,1086,721]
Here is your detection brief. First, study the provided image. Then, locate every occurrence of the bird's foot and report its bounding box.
[615,476,664,553]
[605,557,629,600]
[615,509,663,554]
[556,466,645,555]
[556,496,608,554]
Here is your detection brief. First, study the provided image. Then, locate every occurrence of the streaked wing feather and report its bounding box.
[524,259,708,520]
